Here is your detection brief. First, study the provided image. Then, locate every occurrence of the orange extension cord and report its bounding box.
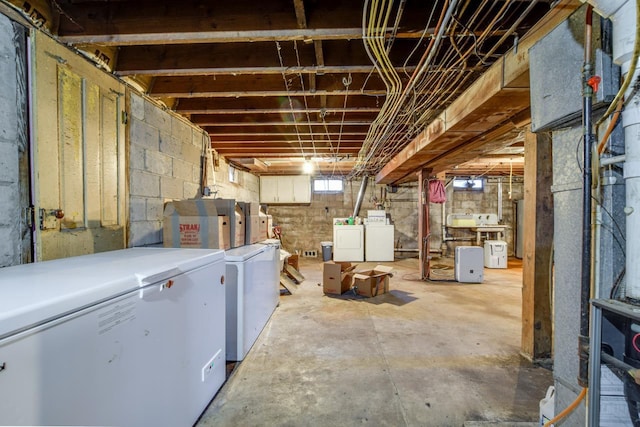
[543,387,587,427]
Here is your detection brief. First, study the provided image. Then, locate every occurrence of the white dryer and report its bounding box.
[333,222,364,262]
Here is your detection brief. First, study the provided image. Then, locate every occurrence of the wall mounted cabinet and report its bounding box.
[260,175,311,204]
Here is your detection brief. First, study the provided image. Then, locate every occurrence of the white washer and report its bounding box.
[333,223,364,262]
[365,223,394,261]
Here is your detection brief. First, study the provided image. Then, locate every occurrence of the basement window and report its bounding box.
[313,178,343,193]
[453,178,484,191]
[229,165,239,183]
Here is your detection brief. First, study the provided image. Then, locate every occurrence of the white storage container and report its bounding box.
[0,248,226,427]
[225,244,280,361]
[484,240,507,268]
[539,386,555,426]
[455,246,484,283]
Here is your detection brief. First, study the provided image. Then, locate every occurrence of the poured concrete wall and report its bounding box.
[128,92,259,247]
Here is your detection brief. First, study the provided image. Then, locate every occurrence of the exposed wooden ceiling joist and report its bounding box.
[376,0,580,184]
[44,0,579,176]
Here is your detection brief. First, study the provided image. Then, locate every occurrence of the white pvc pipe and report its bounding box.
[600,154,626,166]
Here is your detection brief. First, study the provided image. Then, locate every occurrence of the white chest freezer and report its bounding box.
[365,223,394,262]
[225,243,280,361]
[333,223,364,262]
[0,247,226,427]
[455,246,484,283]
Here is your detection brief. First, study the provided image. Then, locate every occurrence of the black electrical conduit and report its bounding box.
[578,4,594,388]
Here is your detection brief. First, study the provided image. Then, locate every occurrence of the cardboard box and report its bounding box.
[323,261,356,295]
[248,215,261,243]
[266,214,274,238]
[163,200,231,249]
[258,211,269,241]
[353,265,394,297]
[234,205,245,247]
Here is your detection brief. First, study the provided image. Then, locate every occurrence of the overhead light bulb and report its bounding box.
[303,160,314,174]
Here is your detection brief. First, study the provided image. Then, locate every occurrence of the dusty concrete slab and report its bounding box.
[197,257,552,427]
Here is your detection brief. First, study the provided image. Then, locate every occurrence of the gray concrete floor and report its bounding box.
[197,256,552,427]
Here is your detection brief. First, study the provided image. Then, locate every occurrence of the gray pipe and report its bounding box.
[353,177,369,218]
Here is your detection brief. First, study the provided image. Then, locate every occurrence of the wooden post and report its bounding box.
[417,168,431,280]
[521,130,553,359]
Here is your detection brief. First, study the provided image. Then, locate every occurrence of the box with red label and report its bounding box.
[163,199,230,249]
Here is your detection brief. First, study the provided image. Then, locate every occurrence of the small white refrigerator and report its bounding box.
[225,243,280,361]
[0,247,227,427]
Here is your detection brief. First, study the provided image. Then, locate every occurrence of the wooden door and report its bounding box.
[32,32,126,261]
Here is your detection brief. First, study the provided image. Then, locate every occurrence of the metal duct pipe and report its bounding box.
[352,177,369,218]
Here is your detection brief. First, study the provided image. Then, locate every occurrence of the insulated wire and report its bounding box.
[292,40,317,158]
[352,0,537,177]
[275,41,306,158]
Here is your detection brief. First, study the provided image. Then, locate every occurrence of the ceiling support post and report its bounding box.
[417,168,431,280]
[521,130,553,360]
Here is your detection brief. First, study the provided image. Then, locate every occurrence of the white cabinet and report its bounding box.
[259,176,280,203]
[260,175,311,204]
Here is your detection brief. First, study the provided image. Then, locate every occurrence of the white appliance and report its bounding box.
[484,240,507,269]
[0,248,226,427]
[455,246,484,283]
[365,223,394,262]
[333,221,364,262]
[260,238,284,271]
[225,243,280,361]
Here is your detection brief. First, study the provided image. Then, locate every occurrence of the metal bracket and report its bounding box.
[25,206,34,229]
[39,208,64,230]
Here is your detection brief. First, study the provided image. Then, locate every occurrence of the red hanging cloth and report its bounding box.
[428,180,446,204]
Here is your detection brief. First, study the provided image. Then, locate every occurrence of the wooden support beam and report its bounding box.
[521,130,553,360]
[293,0,307,29]
[314,40,325,74]
[55,1,502,45]
[417,168,431,280]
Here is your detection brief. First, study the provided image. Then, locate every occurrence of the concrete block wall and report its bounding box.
[0,16,27,267]
[266,180,436,259]
[443,178,523,256]
[127,92,259,246]
[208,161,260,202]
